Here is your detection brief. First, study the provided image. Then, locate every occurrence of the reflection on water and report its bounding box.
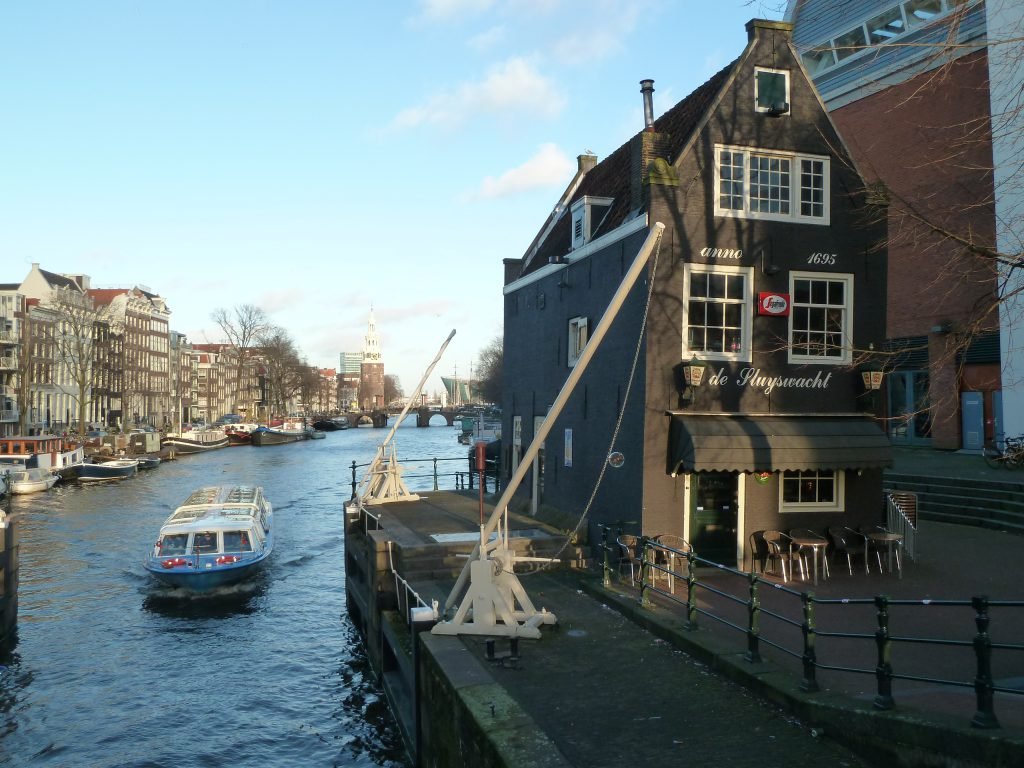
[0,419,462,767]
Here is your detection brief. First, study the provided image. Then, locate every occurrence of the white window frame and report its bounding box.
[714,144,830,225]
[682,264,753,362]
[754,67,790,114]
[780,469,845,513]
[568,316,588,366]
[570,195,614,251]
[788,271,853,364]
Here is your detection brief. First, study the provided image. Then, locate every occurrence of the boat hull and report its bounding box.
[162,434,230,454]
[136,456,161,470]
[6,468,60,494]
[76,460,138,482]
[250,428,307,446]
[144,555,268,591]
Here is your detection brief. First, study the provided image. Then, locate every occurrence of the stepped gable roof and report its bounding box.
[521,61,736,275]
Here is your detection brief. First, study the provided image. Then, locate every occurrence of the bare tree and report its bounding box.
[256,326,303,416]
[383,374,403,406]
[212,304,270,413]
[475,335,503,405]
[45,286,103,437]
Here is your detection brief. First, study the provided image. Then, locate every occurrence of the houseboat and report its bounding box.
[161,427,230,455]
[250,419,309,446]
[0,435,85,476]
[143,485,274,591]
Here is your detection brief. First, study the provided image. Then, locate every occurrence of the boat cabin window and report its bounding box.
[192,531,218,553]
[223,531,253,553]
[160,534,189,556]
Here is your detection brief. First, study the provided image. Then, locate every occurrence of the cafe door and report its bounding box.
[688,472,739,565]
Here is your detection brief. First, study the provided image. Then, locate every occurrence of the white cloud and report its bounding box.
[474,143,575,199]
[549,0,642,65]
[467,25,505,52]
[391,57,564,130]
[416,0,494,22]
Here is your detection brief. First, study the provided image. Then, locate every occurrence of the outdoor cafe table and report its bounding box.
[867,530,903,578]
[789,533,829,586]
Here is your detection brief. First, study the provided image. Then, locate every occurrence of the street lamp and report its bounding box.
[680,355,707,404]
[859,361,885,413]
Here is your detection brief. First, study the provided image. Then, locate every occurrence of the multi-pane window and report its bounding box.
[790,273,852,363]
[801,0,965,75]
[684,266,751,359]
[755,68,789,114]
[750,155,791,214]
[781,469,842,511]
[718,150,745,211]
[800,159,826,217]
[715,145,829,224]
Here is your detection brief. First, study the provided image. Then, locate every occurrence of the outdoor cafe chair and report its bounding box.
[827,526,870,576]
[747,530,769,574]
[762,530,803,582]
[616,534,641,586]
[654,534,691,590]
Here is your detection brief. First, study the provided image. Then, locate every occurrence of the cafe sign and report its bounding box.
[758,292,790,316]
[707,367,834,396]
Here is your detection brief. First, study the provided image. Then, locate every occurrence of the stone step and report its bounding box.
[884,472,1024,533]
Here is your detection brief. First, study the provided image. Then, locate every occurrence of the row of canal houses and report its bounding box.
[0,266,339,437]
[499,14,1008,565]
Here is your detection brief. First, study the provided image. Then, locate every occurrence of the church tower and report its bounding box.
[360,308,385,410]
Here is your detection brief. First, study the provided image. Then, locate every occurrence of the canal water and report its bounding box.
[0,418,471,768]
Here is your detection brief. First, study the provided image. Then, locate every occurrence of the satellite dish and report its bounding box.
[607,451,625,469]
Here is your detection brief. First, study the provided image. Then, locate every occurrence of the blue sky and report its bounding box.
[1,0,782,394]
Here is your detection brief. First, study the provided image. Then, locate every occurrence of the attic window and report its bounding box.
[570,196,614,251]
[755,68,789,115]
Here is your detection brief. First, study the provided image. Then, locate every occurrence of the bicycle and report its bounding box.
[983,435,1024,469]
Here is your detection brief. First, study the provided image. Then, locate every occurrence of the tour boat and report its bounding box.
[75,458,139,482]
[161,427,230,455]
[4,467,60,494]
[143,485,273,591]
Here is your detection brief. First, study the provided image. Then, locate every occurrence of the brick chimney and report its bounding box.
[630,79,673,210]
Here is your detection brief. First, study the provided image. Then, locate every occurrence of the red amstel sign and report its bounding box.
[758,292,790,316]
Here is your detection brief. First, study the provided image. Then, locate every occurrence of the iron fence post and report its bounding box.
[745,573,761,663]
[602,527,612,588]
[432,458,439,491]
[874,595,894,709]
[350,460,357,499]
[971,595,1000,729]
[685,552,698,630]
[800,591,818,692]
[639,537,652,608]
[746,572,761,663]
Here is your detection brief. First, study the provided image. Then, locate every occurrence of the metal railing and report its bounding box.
[598,527,1024,730]
[347,455,501,500]
[386,541,438,630]
[886,490,918,560]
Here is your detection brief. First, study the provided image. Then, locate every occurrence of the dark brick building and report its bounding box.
[501,20,892,566]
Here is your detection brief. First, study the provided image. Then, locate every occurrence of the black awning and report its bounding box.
[667,414,893,474]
